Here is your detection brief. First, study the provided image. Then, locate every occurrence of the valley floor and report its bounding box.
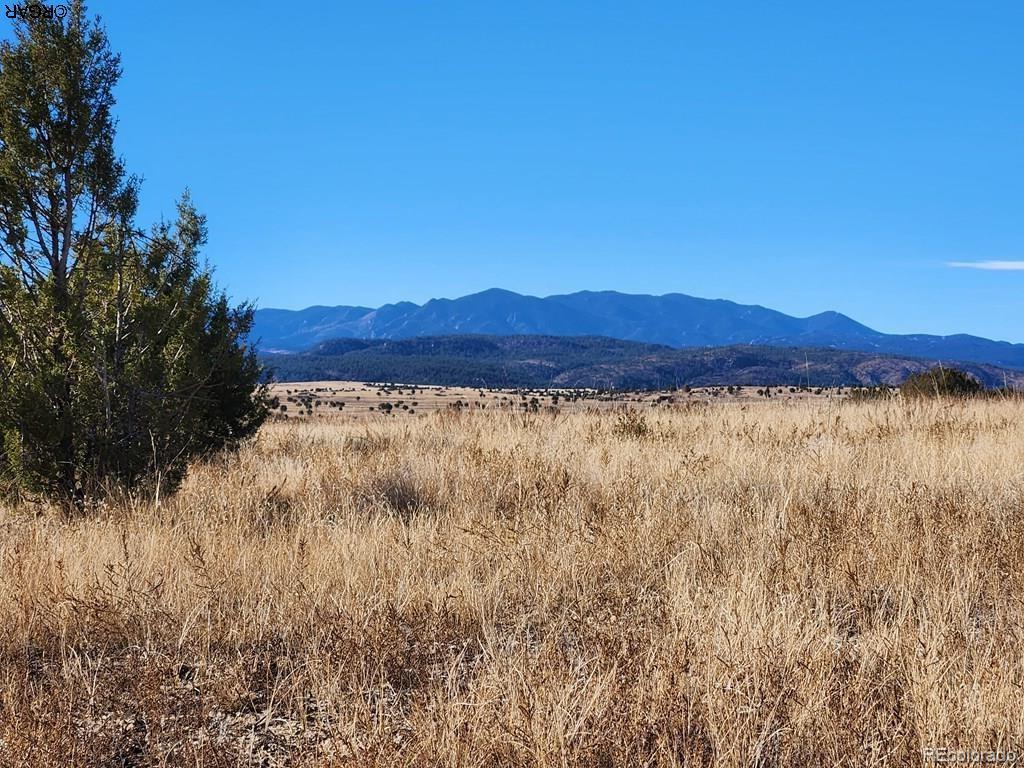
[2,398,1023,765]
[267,379,842,421]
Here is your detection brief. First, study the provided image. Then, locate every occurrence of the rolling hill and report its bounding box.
[253,289,1024,370]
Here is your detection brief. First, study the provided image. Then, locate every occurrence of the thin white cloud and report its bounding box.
[948,260,1024,271]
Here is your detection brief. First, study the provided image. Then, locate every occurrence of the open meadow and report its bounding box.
[2,395,1024,766]
[267,380,840,421]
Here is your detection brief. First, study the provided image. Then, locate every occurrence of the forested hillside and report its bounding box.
[263,335,1024,389]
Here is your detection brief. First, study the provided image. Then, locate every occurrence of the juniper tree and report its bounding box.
[0,2,267,507]
[902,366,983,398]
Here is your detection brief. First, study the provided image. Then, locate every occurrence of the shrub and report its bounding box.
[355,465,438,520]
[902,367,984,398]
[612,409,650,439]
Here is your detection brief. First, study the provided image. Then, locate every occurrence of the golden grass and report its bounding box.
[2,398,1024,765]
[266,381,832,422]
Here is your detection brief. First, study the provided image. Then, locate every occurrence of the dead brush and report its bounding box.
[53,529,174,648]
[612,408,651,439]
[344,430,392,457]
[353,463,441,520]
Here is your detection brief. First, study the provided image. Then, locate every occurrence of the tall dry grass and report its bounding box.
[2,398,1024,766]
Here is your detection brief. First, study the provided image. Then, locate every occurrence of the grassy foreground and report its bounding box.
[2,399,1023,766]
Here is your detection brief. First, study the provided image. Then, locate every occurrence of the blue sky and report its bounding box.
[40,2,1024,339]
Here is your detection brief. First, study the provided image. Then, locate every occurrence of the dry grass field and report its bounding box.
[267,380,838,421]
[2,395,1024,766]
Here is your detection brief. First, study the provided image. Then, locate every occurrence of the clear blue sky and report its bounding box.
[54,2,1024,339]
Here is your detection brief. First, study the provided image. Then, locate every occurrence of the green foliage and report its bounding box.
[901,367,984,398]
[0,3,267,506]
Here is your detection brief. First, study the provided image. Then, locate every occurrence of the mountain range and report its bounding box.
[253,289,1024,370]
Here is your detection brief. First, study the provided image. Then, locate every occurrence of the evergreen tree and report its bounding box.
[0,2,267,507]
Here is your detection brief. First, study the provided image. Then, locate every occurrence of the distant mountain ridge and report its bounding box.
[264,334,1024,390]
[253,288,1024,370]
